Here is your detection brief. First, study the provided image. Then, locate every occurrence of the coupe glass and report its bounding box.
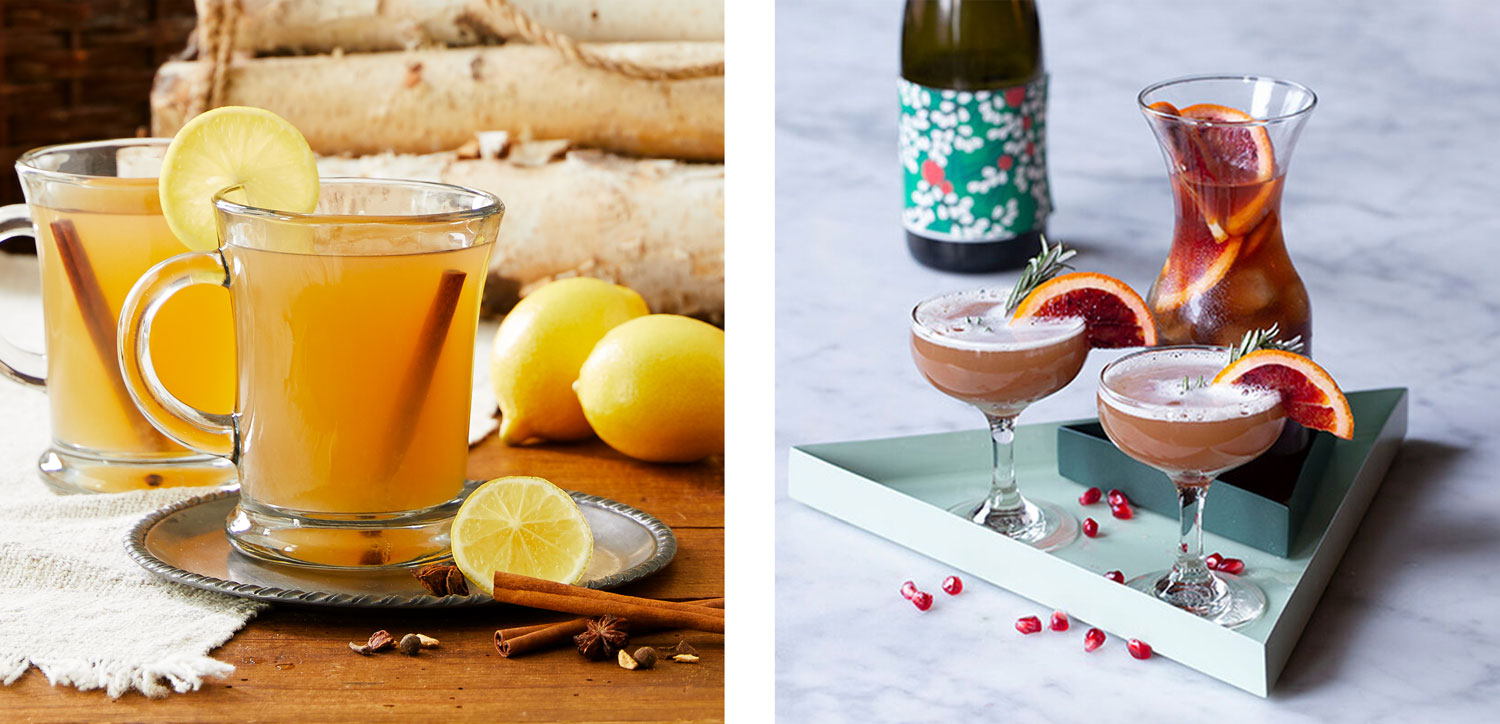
[910,289,1084,551]
[1096,346,1282,627]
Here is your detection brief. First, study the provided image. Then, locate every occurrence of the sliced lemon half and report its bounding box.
[451,476,594,593]
[158,106,319,251]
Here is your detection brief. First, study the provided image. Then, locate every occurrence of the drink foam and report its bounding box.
[912,289,1085,351]
[1100,347,1279,422]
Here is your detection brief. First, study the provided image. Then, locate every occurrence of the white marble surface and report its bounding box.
[776,0,1500,719]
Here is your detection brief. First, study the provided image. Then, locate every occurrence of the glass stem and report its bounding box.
[1169,474,1213,585]
[984,414,1023,514]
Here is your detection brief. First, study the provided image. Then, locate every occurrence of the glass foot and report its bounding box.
[38,446,237,495]
[225,486,476,570]
[948,497,1078,552]
[1127,569,1267,628]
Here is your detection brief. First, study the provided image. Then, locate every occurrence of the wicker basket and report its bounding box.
[1,0,196,206]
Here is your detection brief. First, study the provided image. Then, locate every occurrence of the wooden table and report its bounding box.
[3,436,725,723]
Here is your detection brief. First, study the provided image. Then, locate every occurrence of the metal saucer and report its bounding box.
[125,488,677,608]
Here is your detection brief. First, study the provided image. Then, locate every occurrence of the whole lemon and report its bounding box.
[492,278,648,445]
[574,315,725,463]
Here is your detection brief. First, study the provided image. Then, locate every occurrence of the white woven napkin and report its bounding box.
[0,256,501,697]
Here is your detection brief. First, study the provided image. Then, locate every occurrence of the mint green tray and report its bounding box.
[788,388,1407,696]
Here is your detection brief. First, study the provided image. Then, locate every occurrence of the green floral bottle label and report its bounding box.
[899,75,1051,242]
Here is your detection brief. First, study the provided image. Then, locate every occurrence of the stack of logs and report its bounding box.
[152,0,724,321]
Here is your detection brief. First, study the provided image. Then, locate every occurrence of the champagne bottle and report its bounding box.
[900,0,1051,272]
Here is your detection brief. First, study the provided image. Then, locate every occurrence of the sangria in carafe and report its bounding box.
[1139,75,1317,351]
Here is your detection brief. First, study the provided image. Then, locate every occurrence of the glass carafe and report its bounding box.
[1138,75,1317,351]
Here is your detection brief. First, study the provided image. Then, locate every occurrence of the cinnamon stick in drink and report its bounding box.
[494,597,724,658]
[50,220,168,450]
[491,571,725,633]
[379,269,467,473]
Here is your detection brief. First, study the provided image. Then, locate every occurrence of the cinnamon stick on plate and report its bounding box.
[50,220,168,450]
[491,571,725,633]
[495,597,725,658]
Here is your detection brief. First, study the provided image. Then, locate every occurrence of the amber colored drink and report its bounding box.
[227,242,488,515]
[911,292,1088,418]
[1150,172,1311,349]
[1097,347,1284,476]
[34,180,234,491]
[1140,76,1319,354]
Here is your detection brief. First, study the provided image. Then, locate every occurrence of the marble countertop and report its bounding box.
[775,0,1500,719]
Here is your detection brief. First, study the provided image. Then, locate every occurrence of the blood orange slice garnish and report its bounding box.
[1211,350,1354,439]
[1010,272,1157,348]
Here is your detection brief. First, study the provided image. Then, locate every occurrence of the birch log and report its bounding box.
[317,146,724,322]
[152,43,724,160]
[212,0,724,53]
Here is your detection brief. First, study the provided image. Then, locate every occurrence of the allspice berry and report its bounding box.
[632,647,658,670]
[398,633,422,656]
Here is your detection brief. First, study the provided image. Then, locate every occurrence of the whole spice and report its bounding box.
[492,572,723,634]
[574,615,630,661]
[632,647,659,669]
[672,653,700,663]
[671,641,698,657]
[349,629,394,655]
[413,564,470,597]
[494,598,723,659]
[618,649,641,669]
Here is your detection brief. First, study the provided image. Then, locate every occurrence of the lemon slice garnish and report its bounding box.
[451,476,594,592]
[158,106,318,251]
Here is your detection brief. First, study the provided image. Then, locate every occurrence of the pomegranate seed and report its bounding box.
[900,580,918,600]
[1078,487,1102,505]
[1128,639,1153,660]
[911,591,933,611]
[1219,558,1246,575]
[1204,553,1223,571]
[1082,518,1099,537]
[1110,502,1134,520]
[1107,489,1129,506]
[1050,611,1069,632]
[1015,616,1042,635]
[941,575,963,595]
[1104,570,1124,583]
[1083,628,1105,652]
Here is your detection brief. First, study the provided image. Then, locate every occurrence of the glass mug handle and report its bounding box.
[117,250,235,458]
[0,204,46,388]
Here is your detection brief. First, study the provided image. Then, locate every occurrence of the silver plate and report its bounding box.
[125,488,677,608]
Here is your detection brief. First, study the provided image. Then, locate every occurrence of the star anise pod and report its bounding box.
[574,615,630,661]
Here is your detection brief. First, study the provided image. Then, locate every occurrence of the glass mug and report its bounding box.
[118,178,503,569]
[0,139,236,494]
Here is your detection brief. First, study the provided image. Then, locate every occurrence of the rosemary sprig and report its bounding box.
[1227,324,1305,364]
[1180,375,1209,393]
[1004,236,1076,315]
